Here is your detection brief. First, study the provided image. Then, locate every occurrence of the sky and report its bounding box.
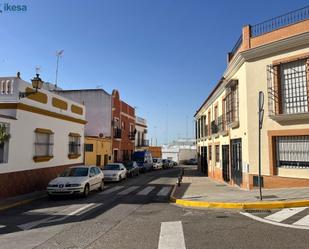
[1,0,308,145]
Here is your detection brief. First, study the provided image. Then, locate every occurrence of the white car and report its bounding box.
[102,163,127,182]
[152,158,163,169]
[47,166,104,197]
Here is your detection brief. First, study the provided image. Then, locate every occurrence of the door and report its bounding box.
[222,145,230,182]
[231,139,242,186]
[104,154,108,166]
[96,155,101,166]
[114,150,118,162]
[201,146,208,176]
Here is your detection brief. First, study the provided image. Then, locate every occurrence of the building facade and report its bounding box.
[135,116,149,150]
[112,90,136,162]
[195,6,309,189]
[0,75,86,198]
[55,89,112,166]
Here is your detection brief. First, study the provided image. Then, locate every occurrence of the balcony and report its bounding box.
[217,115,228,136]
[137,139,149,147]
[129,131,136,140]
[211,120,218,136]
[114,128,122,139]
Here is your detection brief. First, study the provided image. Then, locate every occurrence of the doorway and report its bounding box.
[222,145,230,182]
[231,139,242,186]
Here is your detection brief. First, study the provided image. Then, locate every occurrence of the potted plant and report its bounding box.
[0,124,10,145]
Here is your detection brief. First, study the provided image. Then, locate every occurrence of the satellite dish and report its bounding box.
[99,133,104,138]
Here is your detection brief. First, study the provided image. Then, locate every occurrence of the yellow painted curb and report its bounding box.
[169,185,309,209]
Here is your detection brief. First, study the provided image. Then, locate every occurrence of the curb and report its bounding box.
[169,185,309,210]
[0,193,46,212]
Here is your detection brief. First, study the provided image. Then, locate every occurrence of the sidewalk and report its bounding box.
[0,191,46,212]
[171,166,309,209]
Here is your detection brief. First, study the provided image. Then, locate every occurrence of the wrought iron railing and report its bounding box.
[114,128,122,139]
[211,120,218,134]
[217,115,227,133]
[251,5,309,37]
[129,131,136,140]
[229,35,242,61]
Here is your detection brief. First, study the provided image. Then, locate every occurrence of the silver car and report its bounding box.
[47,166,104,197]
[102,163,127,182]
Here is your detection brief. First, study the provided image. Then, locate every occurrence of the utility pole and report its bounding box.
[258,91,264,201]
[55,50,64,88]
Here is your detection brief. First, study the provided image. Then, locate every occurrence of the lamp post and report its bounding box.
[19,73,43,99]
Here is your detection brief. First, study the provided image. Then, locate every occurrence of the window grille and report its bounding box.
[69,135,81,155]
[281,60,308,114]
[0,123,10,163]
[276,136,309,168]
[215,145,220,162]
[209,146,212,160]
[226,83,239,125]
[35,132,53,157]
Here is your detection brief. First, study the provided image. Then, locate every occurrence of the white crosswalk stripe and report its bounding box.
[157,186,172,196]
[137,186,155,196]
[293,214,309,226]
[264,207,307,222]
[101,186,124,194]
[118,186,139,195]
[241,207,309,230]
[158,221,186,249]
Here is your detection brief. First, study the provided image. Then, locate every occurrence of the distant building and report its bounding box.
[56,89,112,166]
[135,116,148,149]
[112,90,136,162]
[162,138,196,163]
[0,75,86,198]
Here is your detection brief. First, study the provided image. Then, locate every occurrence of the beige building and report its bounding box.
[0,74,86,198]
[84,137,111,167]
[195,6,309,189]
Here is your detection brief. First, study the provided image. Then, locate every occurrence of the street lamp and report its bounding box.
[19,73,43,99]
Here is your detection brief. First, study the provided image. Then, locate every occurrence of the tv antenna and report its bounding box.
[55,50,64,88]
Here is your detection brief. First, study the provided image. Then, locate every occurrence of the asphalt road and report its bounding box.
[0,166,308,249]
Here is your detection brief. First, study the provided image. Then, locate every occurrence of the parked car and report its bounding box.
[162,159,171,169]
[124,161,140,177]
[101,163,127,182]
[171,160,178,166]
[185,158,198,165]
[132,150,153,172]
[167,159,174,168]
[47,166,104,197]
[152,158,163,169]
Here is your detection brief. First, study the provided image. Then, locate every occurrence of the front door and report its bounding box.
[201,146,208,176]
[222,145,230,182]
[96,155,101,166]
[104,154,108,166]
[231,139,242,186]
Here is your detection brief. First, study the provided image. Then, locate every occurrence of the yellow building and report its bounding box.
[84,137,112,167]
[195,6,309,189]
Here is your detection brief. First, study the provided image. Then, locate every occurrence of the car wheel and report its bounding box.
[83,184,90,197]
[98,180,104,191]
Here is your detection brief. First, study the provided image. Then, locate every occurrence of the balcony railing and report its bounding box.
[251,5,309,37]
[229,35,243,61]
[129,131,136,140]
[114,128,122,139]
[217,115,227,133]
[137,139,149,147]
[211,120,218,134]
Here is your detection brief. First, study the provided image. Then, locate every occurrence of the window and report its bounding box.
[280,60,308,114]
[215,145,220,162]
[69,133,81,157]
[34,128,54,161]
[209,145,212,160]
[226,81,239,125]
[276,136,309,168]
[85,144,93,152]
[0,123,10,164]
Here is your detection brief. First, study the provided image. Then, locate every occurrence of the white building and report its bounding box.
[135,116,148,149]
[0,74,86,198]
[162,138,196,163]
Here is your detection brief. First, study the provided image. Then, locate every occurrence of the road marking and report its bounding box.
[293,214,309,226]
[157,186,172,196]
[137,186,155,196]
[100,186,124,194]
[18,203,97,230]
[158,221,186,249]
[118,186,139,195]
[264,207,307,222]
[240,212,309,230]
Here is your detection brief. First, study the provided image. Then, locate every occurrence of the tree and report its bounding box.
[0,124,10,145]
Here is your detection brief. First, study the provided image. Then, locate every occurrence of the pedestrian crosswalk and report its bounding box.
[241,207,309,230]
[103,185,172,197]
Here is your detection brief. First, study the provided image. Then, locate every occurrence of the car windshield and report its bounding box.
[104,164,120,170]
[124,162,133,169]
[60,167,89,177]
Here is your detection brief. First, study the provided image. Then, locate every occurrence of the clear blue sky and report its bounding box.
[1,0,308,145]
